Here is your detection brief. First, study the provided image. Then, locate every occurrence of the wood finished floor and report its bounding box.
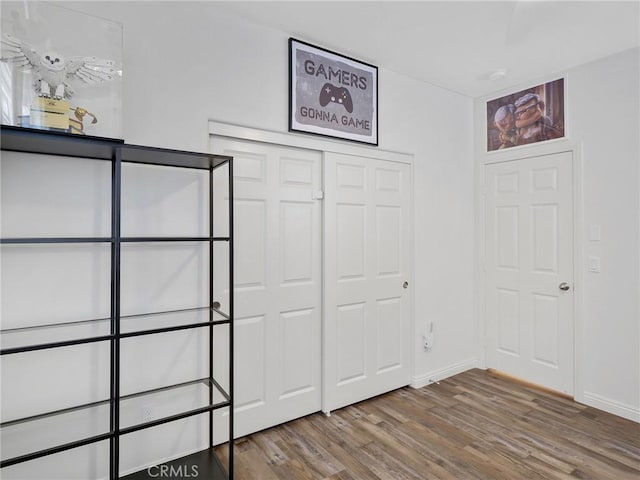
[216,369,640,480]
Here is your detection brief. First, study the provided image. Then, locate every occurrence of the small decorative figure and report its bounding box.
[72,106,98,125]
[67,106,98,134]
[1,33,117,100]
[493,104,518,149]
[513,93,562,145]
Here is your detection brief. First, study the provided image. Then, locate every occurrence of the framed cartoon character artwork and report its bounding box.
[487,78,565,152]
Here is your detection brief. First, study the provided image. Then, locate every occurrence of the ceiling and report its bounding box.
[214,0,640,98]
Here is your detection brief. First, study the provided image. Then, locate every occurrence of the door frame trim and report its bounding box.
[209,121,413,165]
[477,140,584,403]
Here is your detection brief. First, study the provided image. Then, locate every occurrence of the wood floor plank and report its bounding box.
[243,430,287,468]
[281,419,345,477]
[305,417,383,480]
[234,446,281,480]
[218,369,640,479]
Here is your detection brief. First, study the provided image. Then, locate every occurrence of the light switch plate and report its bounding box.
[589,256,601,273]
[589,224,601,241]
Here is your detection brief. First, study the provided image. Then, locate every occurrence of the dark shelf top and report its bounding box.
[119,144,230,170]
[0,237,112,245]
[0,236,231,244]
[1,125,232,170]
[1,125,122,160]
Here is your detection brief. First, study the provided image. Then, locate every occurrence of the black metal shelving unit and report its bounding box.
[0,125,234,479]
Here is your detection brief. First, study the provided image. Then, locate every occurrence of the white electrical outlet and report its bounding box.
[141,404,153,422]
[424,333,434,349]
[423,322,435,350]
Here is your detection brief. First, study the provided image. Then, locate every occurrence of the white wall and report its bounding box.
[59,1,477,387]
[77,0,638,425]
[474,47,640,421]
[1,2,476,477]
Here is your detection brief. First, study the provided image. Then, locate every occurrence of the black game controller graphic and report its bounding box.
[319,83,353,113]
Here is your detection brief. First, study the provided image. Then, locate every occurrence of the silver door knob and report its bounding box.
[559,282,570,291]
[403,281,409,289]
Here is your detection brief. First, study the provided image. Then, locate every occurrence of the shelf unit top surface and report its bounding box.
[0,126,231,169]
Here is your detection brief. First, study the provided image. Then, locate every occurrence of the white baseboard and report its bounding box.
[581,392,640,423]
[411,361,640,424]
[411,358,479,389]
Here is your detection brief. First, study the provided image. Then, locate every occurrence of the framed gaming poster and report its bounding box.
[289,38,378,146]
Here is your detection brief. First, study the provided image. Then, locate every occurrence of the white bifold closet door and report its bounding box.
[323,152,412,413]
[210,137,323,440]
[209,136,413,440]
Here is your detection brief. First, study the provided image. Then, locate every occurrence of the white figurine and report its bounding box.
[1,33,117,100]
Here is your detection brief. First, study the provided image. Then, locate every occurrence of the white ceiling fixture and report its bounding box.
[213,1,640,98]
[489,69,508,81]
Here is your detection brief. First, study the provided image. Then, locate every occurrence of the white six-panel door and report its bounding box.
[323,152,412,412]
[210,137,323,439]
[485,152,574,395]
